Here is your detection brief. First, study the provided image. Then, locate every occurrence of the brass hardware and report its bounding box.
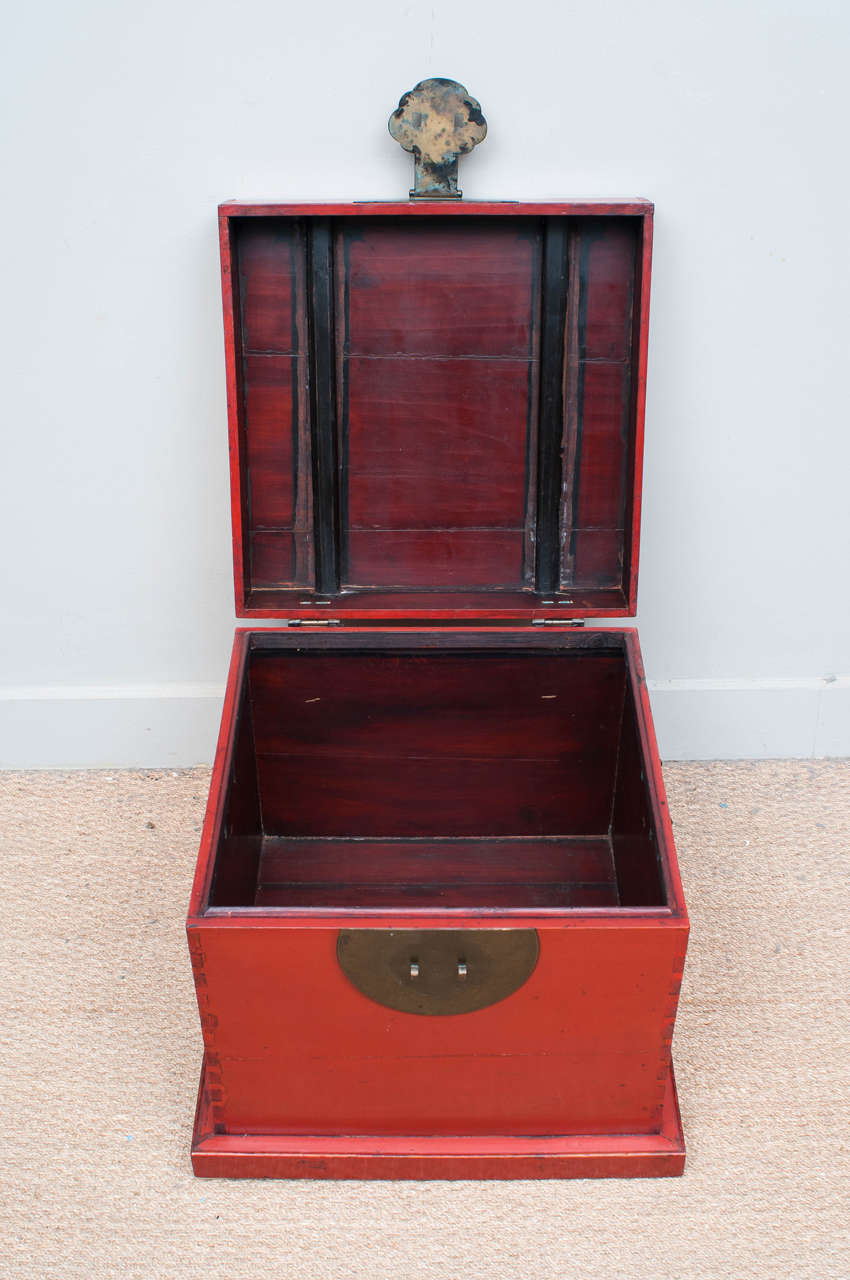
[388,78,487,199]
[337,929,539,1016]
[282,618,343,627]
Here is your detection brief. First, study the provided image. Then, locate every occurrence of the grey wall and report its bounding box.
[1,0,848,766]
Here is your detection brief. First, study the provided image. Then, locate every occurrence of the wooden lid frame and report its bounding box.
[219,200,653,620]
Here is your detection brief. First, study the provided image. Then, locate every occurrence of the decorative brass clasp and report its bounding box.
[337,928,539,1016]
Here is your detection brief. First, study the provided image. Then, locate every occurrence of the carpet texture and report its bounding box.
[0,761,847,1280]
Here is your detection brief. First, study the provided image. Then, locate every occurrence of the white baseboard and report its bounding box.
[648,676,850,760]
[0,684,224,769]
[0,677,847,768]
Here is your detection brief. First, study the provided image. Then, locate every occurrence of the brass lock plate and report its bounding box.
[337,929,539,1016]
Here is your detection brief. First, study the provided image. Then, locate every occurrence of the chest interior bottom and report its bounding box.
[252,835,619,908]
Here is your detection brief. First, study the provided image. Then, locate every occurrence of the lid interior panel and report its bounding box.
[223,204,650,617]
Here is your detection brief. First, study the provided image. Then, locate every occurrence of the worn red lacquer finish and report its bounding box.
[188,201,688,1179]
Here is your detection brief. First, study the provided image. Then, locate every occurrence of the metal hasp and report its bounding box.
[388,78,487,198]
[337,929,539,1015]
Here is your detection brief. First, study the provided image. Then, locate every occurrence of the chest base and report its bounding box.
[191,1055,684,1180]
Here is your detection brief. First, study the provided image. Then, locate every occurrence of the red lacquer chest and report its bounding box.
[187,199,689,1179]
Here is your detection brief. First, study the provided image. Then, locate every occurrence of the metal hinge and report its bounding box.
[282,617,585,628]
[282,618,343,627]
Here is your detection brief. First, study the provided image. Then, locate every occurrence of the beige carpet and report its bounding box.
[0,761,847,1280]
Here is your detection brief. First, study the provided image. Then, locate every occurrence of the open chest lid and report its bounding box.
[219,199,652,621]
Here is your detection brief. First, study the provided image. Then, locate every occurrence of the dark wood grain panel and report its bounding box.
[345,529,526,590]
[560,218,638,592]
[249,652,625,761]
[570,530,623,587]
[235,219,314,590]
[250,531,313,589]
[611,683,666,907]
[253,882,619,908]
[248,649,624,838]
[344,219,540,357]
[345,357,534,529]
[338,218,540,591]
[253,833,620,907]
[574,361,630,530]
[209,686,262,908]
[236,219,300,353]
[579,222,637,361]
[248,648,625,838]
[258,836,616,885]
[242,355,299,528]
[255,752,621,838]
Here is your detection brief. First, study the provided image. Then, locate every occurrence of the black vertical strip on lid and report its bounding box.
[337,225,352,585]
[534,218,569,594]
[520,220,544,587]
[289,221,303,584]
[565,228,591,579]
[231,220,255,596]
[306,218,340,595]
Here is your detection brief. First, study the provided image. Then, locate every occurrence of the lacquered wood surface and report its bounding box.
[220,202,652,618]
[195,194,687,1178]
[206,679,262,907]
[202,636,670,911]
[612,677,666,907]
[340,222,538,590]
[186,626,688,1171]
[235,221,314,589]
[241,586,630,618]
[254,883,620,908]
[253,835,619,909]
[220,200,655,217]
[559,221,637,590]
[257,835,615,883]
[248,649,626,839]
[188,626,687,921]
[191,1058,686,1179]
[189,918,686,1135]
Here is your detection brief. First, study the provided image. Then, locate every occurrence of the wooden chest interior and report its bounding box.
[207,631,669,915]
